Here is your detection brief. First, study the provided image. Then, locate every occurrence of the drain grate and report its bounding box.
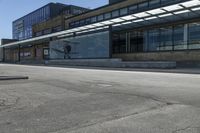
[0,76,29,81]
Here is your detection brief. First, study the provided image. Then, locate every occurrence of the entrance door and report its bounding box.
[43,48,49,60]
[130,31,144,52]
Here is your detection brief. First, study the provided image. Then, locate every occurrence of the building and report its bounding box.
[2,0,200,66]
[13,3,68,40]
[3,3,90,63]
[32,5,90,37]
[109,0,125,4]
[0,39,18,62]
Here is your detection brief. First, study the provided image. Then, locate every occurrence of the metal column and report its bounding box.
[18,45,21,62]
[2,47,5,62]
[109,26,113,58]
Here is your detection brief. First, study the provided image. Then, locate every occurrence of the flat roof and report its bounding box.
[2,0,200,48]
[13,3,68,23]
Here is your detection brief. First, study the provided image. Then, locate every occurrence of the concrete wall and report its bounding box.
[112,50,200,61]
[49,31,110,59]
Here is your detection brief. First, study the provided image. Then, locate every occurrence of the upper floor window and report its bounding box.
[112,10,119,18]
[80,20,85,26]
[91,16,97,23]
[138,2,148,10]
[85,18,91,24]
[35,31,42,37]
[43,28,51,35]
[120,8,128,16]
[129,5,138,13]
[97,14,104,21]
[149,0,160,7]
[75,21,80,27]
[53,26,62,32]
[104,12,111,20]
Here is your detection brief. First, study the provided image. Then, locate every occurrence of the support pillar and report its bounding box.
[184,24,188,49]
[2,47,5,62]
[109,26,113,58]
[18,45,21,62]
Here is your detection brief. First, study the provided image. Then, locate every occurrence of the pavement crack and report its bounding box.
[98,91,180,106]
[53,102,175,133]
[172,126,200,133]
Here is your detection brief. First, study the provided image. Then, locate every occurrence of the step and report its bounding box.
[46,59,176,69]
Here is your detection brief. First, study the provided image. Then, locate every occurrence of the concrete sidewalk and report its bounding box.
[46,59,176,69]
[1,62,200,75]
[47,65,200,75]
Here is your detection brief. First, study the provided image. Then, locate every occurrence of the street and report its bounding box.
[0,64,200,133]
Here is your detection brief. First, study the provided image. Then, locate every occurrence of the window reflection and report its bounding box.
[188,22,200,49]
[112,22,200,54]
[174,25,185,50]
[160,27,173,51]
[130,31,143,52]
[148,29,160,51]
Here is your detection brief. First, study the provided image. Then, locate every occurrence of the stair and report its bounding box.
[46,59,176,69]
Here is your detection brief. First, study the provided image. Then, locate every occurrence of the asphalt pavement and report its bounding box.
[0,64,200,133]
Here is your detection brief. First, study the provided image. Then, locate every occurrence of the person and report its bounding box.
[64,44,71,59]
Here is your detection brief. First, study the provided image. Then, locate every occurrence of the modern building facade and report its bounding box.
[2,0,200,65]
[109,0,125,4]
[32,5,89,37]
[13,3,68,40]
[65,0,200,62]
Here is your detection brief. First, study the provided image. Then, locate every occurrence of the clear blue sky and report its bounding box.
[0,0,108,39]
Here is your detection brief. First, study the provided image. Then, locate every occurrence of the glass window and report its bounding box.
[35,31,42,37]
[112,10,119,18]
[91,16,97,23]
[43,28,51,35]
[104,12,111,20]
[85,18,91,24]
[174,25,186,50]
[70,22,75,28]
[149,0,160,7]
[161,0,172,5]
[79,20,85,26]
[112,33,126,53]
[75,21,80,27]
[53,26,62,32]
[120,8,128,16]
[113,34,120,54]
[160,27,173,51]
[148,29,160,51]
[118,33,127,53]
[97,14,104,21]
[130,31,144,52]
[188,22,200,49]
[138,2,148,10]
[129,5,137,13]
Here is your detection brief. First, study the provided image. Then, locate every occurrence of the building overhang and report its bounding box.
[1,0,200,48]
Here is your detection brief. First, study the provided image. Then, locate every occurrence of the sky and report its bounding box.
[0,0,108,40]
